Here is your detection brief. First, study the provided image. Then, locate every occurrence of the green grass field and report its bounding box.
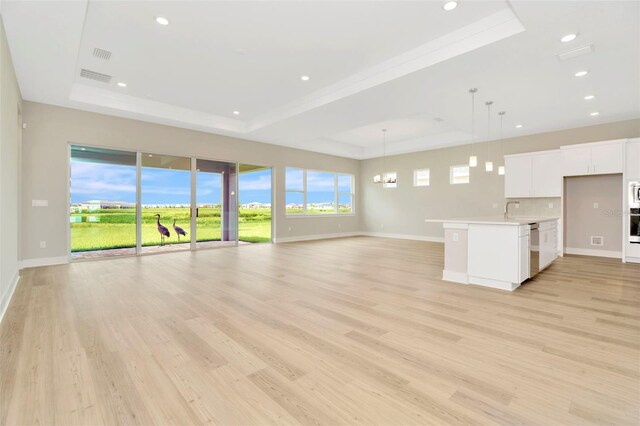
[70,207,271,252]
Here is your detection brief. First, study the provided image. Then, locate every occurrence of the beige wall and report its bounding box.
[564,174,623,255]
[21,101,361,262]
[0,16,22,318]
[361,119,640,239]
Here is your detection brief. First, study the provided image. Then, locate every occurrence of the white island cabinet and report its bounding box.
[426,217,559,291]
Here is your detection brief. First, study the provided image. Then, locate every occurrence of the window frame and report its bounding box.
[383,171,397,189]
[450,165,470,185]
[285,167,355,217]
[285,167,306,215]
[413,168,430,187]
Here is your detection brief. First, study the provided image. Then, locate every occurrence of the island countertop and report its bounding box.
[425,217,559,226]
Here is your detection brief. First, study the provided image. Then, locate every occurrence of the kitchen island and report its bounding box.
[426,217,559,291]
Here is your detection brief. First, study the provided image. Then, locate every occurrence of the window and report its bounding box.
[450,165,470,184]
[307,170,336,214]
[285,168,304,214]
[337,174,354,214]
[414,169,430,186]
[383,172,397,189]
[285,167,354,215]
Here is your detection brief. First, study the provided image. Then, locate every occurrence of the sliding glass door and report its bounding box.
[140,153,191,253]
[70,146,273,259]
[238,164,272,243]
[69,146,137,260]
[196,159,238,249]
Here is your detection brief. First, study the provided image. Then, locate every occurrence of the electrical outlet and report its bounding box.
[591,236,603,246]
[288,227,292,231]
[515,204,520,208]
[492,203,498,209]
[39,241,46,249]
[548,202,554,209]
[593,202,599,209]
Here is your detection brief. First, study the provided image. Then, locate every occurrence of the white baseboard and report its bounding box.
[624,256,640,264]
[361,232,444,243]
[0,271,20,324]
[20,256,69,269]
[564,247,622,259]
[442,270,468,284]
[469,275,521,291]
[274,232,361,244]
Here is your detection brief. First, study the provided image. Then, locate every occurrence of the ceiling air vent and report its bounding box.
[93,48,112,60]
[557,44,594,61]
[80,68,112,83]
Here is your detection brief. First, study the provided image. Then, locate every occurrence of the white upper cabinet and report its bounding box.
[504,150,561,198]
[505,155,532,198]
[561,139,625,176]
[532,151,561,197]
[626,138,640,180]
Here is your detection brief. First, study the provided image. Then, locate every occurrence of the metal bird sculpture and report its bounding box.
[155,214,170,246]
[173,219,187,242]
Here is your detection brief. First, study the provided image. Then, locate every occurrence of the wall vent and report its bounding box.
[557,44,594,61]
[93,48,112,60]
[80,68,112,83]
[590,236,604,246]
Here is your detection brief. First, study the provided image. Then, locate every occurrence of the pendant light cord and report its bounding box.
[486,101,493,160]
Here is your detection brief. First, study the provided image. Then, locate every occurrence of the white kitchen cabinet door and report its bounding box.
[519,234,530,283]
[532,151,561,197]
[505,155,532,197]
[591,142,624,175]
[562,146,592,176]
[626,139,640,180]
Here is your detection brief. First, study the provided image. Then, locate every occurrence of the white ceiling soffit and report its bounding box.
[3,1,638,160]
[246,9,525,132]
[66,7,523,137]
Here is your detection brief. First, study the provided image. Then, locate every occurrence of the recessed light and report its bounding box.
[81,147,86,151]
[561,33,577,43]
[442,1,458,11]
[148,154,153,157]
[590,112,600,116]
[233,111,240,115]
[515,124,523,128]
[300,75,310,81]
[575,70,588,77]
[155,16,169,26]
[584,95,595,100]
[117,82,127,87]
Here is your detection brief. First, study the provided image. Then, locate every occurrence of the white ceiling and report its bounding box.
[2,1,639,159]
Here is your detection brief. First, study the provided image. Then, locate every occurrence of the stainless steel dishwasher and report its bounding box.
[529,223,540,278]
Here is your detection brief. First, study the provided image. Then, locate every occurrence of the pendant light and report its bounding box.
[468,88,478,167]
[498,111,506,175]
[485,101,493,172]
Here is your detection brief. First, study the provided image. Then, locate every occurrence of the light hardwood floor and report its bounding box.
[1,237,639,425]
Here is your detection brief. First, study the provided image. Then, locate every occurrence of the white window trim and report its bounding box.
[285,168,355,216]
[413,168,430,187]
[450,165,470,185]
[383,171,397,189]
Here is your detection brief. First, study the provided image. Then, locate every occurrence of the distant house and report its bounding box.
[79,200,135,211]
[243,202,271,209]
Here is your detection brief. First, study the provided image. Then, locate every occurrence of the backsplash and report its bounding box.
[509,197,561,218]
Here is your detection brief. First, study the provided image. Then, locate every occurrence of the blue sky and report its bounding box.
[70,160,274,204]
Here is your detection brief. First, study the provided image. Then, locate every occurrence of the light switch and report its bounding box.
[453,232,459,242]
[32,200,48,207]
[492,203,498,209]
[548,203,554,209]
[593,202,599,209]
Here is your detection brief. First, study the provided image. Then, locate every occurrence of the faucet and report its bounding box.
[504,201,520,219]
